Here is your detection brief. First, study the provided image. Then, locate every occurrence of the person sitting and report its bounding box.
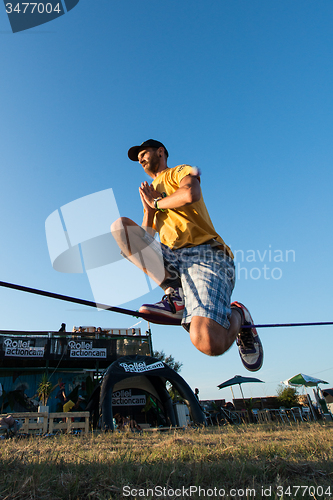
[223,401,236,411]
[113,413,124,430]
[123,415,142,431]
[0,415,19,436]
[113,413,141,431]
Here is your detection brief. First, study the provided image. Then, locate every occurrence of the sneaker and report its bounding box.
[231,301,264,372]
[139,287,184,323]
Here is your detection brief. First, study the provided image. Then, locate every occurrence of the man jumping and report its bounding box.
[111,139,263,371]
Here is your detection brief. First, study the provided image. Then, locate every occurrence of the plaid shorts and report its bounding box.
[161,243,236,329]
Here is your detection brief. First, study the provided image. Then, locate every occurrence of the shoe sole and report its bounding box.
[139,306,184,324]
[238,342,264,371]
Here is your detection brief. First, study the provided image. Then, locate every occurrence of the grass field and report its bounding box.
[0,421,332,500]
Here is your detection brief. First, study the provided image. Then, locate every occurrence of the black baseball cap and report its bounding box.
[128,139,169,161]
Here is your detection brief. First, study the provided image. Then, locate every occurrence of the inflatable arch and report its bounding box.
[99,355,206,430]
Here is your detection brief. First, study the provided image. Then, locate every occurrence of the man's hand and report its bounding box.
[139,181,161,211]
[140,170,201,217]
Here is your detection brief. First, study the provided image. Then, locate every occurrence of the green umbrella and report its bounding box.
[283,373,329,421]
[283,373,328,387]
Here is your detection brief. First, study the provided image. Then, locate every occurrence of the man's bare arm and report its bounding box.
[139,174,201,212]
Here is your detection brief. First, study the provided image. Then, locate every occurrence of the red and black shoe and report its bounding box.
[139,287,184,323]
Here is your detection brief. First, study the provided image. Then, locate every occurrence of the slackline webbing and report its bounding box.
[0,280,180,326]
[241,321,333,328]
[0,280,332,329]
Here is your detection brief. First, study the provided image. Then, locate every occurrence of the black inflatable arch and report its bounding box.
[100,355,206,430]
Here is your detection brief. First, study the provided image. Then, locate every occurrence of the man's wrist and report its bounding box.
[154,197,166,212]
[153,197,162,209]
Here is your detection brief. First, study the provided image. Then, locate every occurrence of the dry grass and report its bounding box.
[0,421,333,499]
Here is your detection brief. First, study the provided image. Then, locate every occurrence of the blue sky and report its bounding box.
[0,0,332,401]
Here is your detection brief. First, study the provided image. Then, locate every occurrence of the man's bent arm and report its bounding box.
[164,174,201,208]
[140,175,201,212]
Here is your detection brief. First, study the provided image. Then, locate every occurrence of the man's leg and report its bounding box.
[190,309,242,356]
[111,217,184,318]
[111,220,263,370]
[111,217,170,285]
[180,245,264,371]
[188,307,263,371]
[111,218,184,320]
[189,310,242,357]
[188,309,263,371]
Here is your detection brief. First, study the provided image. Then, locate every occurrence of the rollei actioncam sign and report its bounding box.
[3,338,44,357]
[112,389,146,406]
[68,340,106,359]
[119,360,164,373]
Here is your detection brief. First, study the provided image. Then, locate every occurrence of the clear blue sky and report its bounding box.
[0,0,332,401]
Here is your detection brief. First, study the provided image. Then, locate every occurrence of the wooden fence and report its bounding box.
[0,412,90,435]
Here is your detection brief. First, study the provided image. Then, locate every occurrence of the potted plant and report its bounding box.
[37,374,53,414]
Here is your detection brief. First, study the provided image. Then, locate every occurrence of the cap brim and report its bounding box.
[128,146,141,161]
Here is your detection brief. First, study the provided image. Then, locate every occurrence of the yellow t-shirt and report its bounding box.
[152,165,233,258]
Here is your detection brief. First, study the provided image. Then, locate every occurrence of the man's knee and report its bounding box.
[111,217,134,234]
[190,333,224,356]
[189,321,230,357]
[190,325,226,356]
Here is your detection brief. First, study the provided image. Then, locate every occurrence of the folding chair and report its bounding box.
[291,407,303,422]
[301,407,311,421]
[275,408,290,423]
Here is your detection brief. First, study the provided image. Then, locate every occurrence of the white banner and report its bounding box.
[3,338,44,358]
[68,340,106,358]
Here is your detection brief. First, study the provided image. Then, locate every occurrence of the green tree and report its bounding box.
[276,384,299,408]
[153,350,183,373]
